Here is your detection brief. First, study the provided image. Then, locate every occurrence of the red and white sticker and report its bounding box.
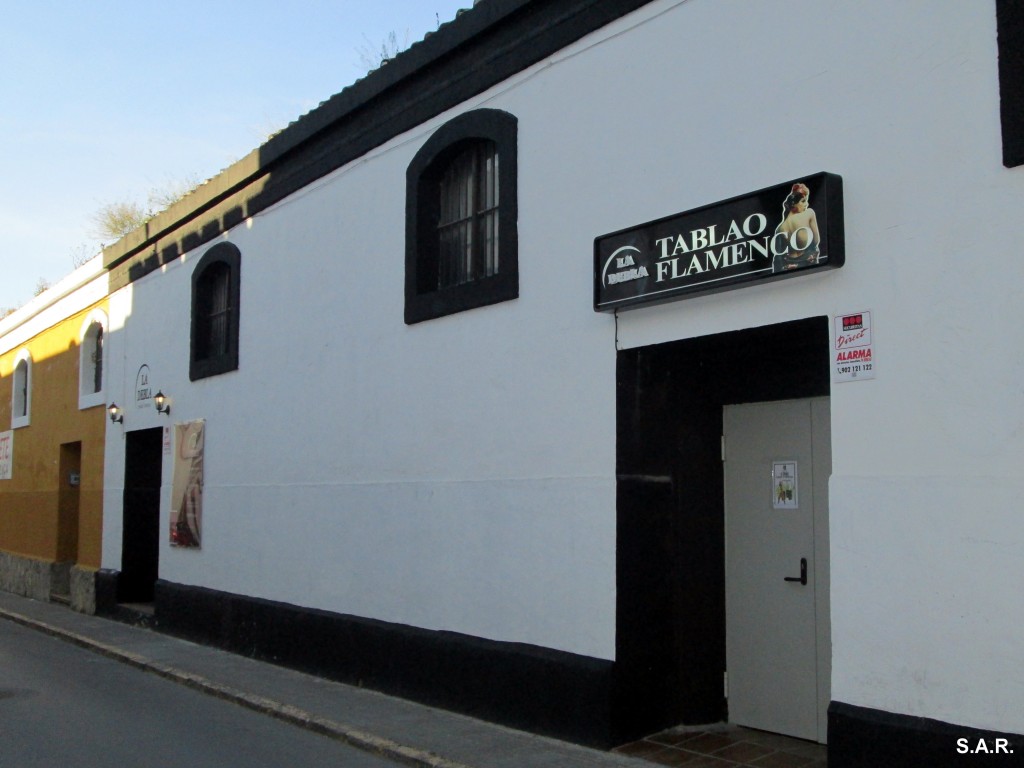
[834,311,874,382]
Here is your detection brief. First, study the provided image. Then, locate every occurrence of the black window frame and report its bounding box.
[998,0,1024,167]
[405,109,518,324]
[190,242,241,381]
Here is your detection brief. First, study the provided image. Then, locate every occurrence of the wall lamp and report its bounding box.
[154,391,171,417]
[108,403,124,424]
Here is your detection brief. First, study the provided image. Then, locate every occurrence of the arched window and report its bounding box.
[79,310,108,409]
[190,242,241,381]
[11,349,31,428]
[405,109,518,324]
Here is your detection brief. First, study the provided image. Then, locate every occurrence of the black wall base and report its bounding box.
[829,702,1024,767]
[154,580,616,747]
[94,568,154,627]
[94,568,119,615]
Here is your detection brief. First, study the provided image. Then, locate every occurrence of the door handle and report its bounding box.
[784,557,807,586]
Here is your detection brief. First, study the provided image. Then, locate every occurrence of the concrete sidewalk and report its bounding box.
[0,591,642,768]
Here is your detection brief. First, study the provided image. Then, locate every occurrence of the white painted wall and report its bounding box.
[101,0,1024,735]
[602,0,1023,737]
[102,57,623,660]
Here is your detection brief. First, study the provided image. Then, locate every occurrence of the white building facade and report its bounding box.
[96,1,1024,763]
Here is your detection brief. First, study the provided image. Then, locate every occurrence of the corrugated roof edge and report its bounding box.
[259,0,521,166]
[100,0,513,272]
[101,0,655,280]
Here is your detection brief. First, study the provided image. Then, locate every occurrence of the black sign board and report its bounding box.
[594,173,844,311]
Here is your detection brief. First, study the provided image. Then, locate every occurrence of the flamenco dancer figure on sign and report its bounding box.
[773,182,821,272]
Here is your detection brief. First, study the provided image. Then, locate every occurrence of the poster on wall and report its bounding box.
[834,311,874,382]
[170,420,204,549]
[0,430,12,480]
[594,172,844,311]
[772,461,798,509]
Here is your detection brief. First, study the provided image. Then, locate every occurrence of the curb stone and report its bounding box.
[0,607,475,768]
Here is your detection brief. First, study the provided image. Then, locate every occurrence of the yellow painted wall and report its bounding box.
[0,302,108,568]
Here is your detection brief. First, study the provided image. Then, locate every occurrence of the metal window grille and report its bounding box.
[14,360,27,417]
[91,326,103,394]
[436,141,499,288]
[197,264,231,360]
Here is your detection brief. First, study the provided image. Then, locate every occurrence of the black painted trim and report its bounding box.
[189,242,241,381]
[998,0,1024,167]
[829,701,1024,767]
[93,568,154,627]
[103,0,655,292]
[94,568,119,615]
[154,579,615,747]
[405,109,519,324]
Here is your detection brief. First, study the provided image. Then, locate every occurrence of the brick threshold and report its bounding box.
[614,724,827,767]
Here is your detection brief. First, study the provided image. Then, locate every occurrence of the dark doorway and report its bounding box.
[613,316,831,744]
[120,427,163,603]
[54,441,82,599]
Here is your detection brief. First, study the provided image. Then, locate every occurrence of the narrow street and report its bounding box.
[0,619,400,767]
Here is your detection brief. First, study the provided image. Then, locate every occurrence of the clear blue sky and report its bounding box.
[0,1,470,310]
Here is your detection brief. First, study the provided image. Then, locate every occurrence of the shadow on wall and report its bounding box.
[0,329,106,612]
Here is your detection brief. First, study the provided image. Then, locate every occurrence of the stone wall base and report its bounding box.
[0,552,98,614]
[70,565,98,614]
[0,551,52,601]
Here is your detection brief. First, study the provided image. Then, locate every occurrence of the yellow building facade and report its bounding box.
[0,264,108,611]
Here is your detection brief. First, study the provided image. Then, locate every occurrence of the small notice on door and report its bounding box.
[834,311,874,382]
[773,461,798,509]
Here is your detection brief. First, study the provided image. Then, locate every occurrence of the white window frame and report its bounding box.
[78,309,108,410]
[11,349,32,429]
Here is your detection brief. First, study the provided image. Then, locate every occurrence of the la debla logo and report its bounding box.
[601,245,648,288]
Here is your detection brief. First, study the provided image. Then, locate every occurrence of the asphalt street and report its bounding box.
[0,618,402,767]
[0,591,644,768]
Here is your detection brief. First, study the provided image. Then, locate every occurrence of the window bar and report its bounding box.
[463,150,473,284]
[93,327,103,393]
